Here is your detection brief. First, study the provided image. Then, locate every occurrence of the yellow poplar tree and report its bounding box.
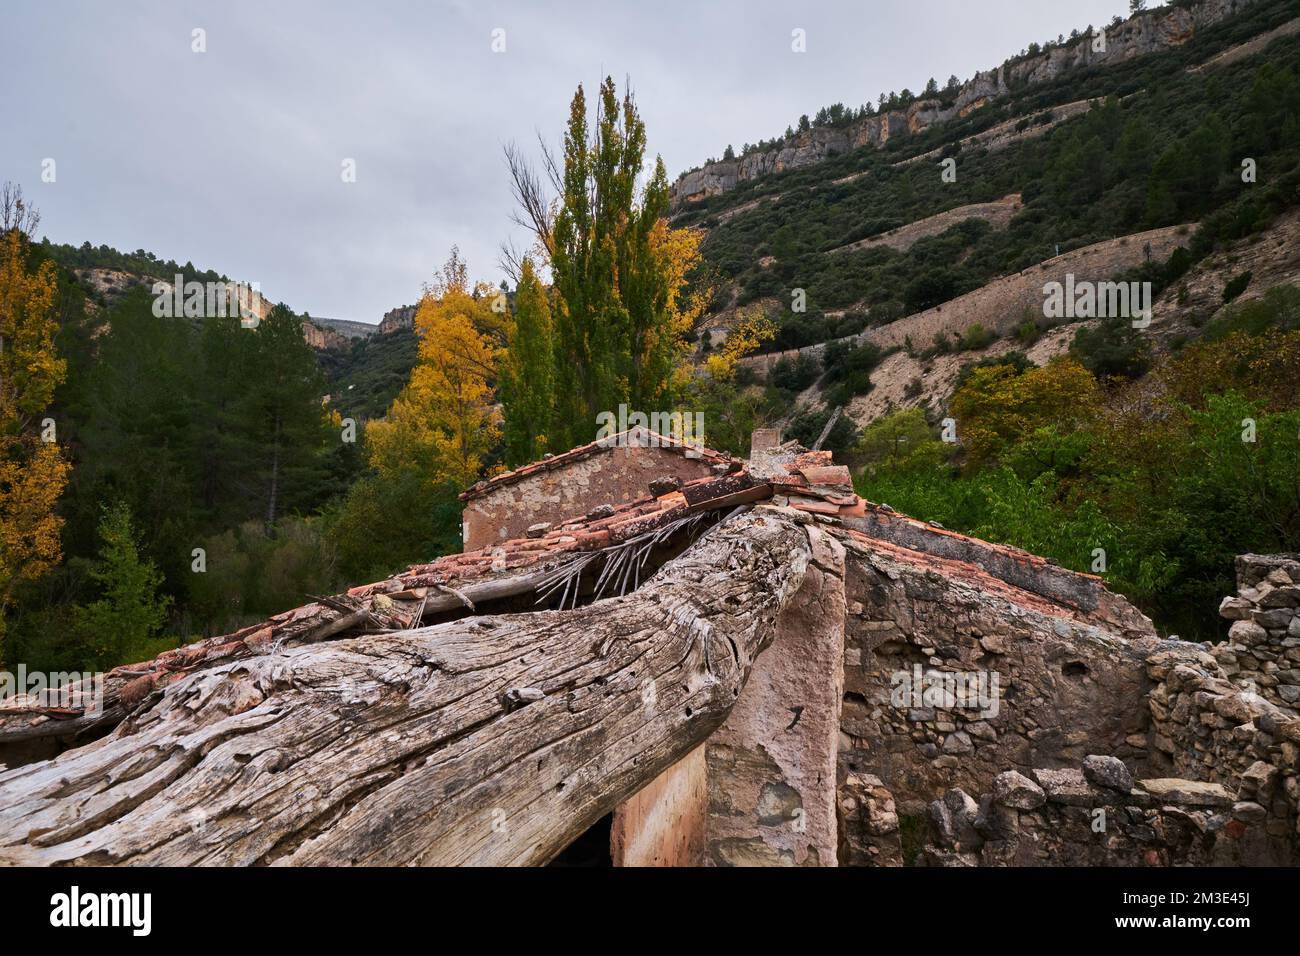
[366,258,500,490]
[704,306,777,383]
[0,227,70,636]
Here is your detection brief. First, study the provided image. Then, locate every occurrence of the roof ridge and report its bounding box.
[459,427,734,501]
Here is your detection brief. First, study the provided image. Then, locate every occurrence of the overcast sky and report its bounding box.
[3,0,1127,322]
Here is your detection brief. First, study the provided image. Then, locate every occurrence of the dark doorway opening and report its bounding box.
[547,813,613,867]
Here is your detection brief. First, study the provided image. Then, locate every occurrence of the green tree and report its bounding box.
[499,258,555,465]
[75,502,172,669]
[235,305,333,531]
[66,286,203,589]
[328,472,462,582]
[855,408,949,477]
[546,77,696,449]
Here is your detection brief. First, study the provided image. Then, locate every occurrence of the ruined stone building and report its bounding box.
[0,430,1296,866]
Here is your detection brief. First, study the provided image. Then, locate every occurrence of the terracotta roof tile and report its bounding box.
[797,464,853,488]
[787,496,844,516]
[791,451,833,470]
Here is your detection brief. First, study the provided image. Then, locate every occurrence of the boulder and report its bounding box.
[1082,755,1134,792]
[992,770,1046,810]
[1031,767,1105,807]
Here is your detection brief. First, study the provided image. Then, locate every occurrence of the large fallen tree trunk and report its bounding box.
[0,508,810,866]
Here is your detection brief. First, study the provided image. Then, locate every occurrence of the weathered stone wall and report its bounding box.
[1144,641,1299,860]
[461,445,718,550]
[605,505,1299,866]
[837,772,904,865]
[701,521,845,866]
[835,550,1300,866]
[611,516,846,866]
[1213,553,1300,708]
[837,531,1157,822]
[919,757,1284,866]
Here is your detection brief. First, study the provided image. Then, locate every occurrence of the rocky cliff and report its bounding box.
[670,0,1260,207]
[301,319,350,350]
[377,303,417,334]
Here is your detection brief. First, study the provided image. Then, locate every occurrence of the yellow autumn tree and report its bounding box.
[366,252,501,490]
[704,305,777,383]
[688,305,778,455]
[949,357,1101,468]
[0,220,70,638]
[644,221,709,401]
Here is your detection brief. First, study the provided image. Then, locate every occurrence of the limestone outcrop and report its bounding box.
[670,0,1261,207]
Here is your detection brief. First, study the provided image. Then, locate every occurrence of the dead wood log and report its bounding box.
[0,565,572,747]
[0,508,811,866]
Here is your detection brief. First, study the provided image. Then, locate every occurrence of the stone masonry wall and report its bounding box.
[610,514,847,866]
[837,552,1300,866]
[702,520,845,866]
[838,533,1157,822]
[1144,643,1299,861]
[461,444,718,550]
[920,757,1282,866]
[1213,553,1300,709]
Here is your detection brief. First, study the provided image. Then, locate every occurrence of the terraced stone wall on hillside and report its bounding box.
[741,225,1193,375]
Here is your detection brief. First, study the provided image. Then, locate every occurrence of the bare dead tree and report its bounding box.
[0,182,40,240]
[497,237,525,285]
[504,138,557,260]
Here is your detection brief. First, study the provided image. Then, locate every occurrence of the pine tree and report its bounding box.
[499,258,554,466]
[68,285,203,590]
[235,304,332,532]
[75,502,172,669]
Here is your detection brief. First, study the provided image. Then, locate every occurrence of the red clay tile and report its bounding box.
[798,465,853,487]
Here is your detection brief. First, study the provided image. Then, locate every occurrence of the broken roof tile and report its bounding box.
[797,464,853,488]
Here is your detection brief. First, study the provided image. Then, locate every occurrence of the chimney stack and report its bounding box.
[749,428,782,463]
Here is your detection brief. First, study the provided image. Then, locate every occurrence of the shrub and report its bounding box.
[1223,270,1253,303]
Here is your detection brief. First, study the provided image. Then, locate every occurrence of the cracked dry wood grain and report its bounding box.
[0,565,582,747]
[0,508,811,866]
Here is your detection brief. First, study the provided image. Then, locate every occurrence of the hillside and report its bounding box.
[318,325,419,420]
[676,0,1300,430]
[672,0,1276,205]
[36,236,421,423]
